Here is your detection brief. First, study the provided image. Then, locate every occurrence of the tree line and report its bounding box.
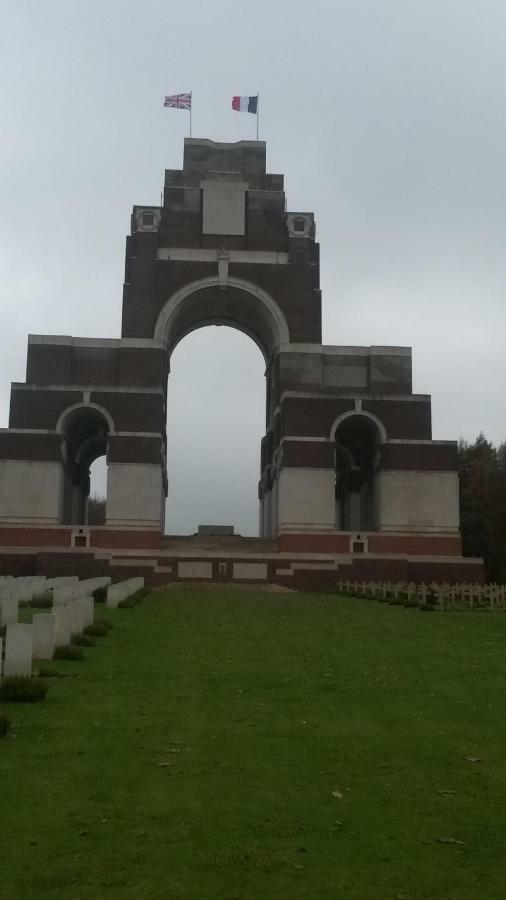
[459,435,506,582]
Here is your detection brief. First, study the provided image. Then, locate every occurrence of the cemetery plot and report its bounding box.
[337,579,506,610]
[0,575,143,686]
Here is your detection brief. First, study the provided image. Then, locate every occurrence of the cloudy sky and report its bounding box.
[1,0,505,535]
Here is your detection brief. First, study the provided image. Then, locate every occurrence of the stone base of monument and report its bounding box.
[0,525,485,588]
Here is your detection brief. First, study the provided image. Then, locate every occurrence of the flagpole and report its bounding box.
[256,94,259,140]
[189,92,192,138]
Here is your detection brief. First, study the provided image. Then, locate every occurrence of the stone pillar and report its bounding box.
[106,463,165,528]
[271,478,279,536]
[262,490,272,538]
[277,468,335,532]
[0,461,64,525]
[375,469,460,533]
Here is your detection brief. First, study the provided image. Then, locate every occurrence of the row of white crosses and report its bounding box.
[0,576,111,678]
[336,580,506,610]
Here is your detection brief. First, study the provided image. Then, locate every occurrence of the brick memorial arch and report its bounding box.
[0,139,482,583]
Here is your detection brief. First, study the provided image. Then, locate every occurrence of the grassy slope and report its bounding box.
[1,591,506,900]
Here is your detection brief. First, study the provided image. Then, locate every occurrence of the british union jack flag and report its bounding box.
[163,92,192,109]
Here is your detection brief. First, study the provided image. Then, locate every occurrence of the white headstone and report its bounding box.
[0,580,14,601]
[32,613,57,660]
[0,596,19,626]
[106,577,144,608]
[68,602,84,636]
[79,596,95,627]
[53,607,71,647]
[45,576,79,590]
[53,584,85,605]
[4,623,33,677]
[11,577,47,603]
[78,577,111,597]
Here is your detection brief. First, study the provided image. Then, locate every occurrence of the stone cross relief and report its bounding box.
[217,249,230,289]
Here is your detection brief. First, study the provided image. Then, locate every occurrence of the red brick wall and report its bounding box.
[278,531,463,556]
[0,527,72,548]
[90,529,161,550]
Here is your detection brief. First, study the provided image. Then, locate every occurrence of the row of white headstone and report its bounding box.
[0,576,114,679]
[0,575,79,603]
[0,575,144,680]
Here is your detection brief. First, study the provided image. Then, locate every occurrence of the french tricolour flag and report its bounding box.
[232,95,258,114]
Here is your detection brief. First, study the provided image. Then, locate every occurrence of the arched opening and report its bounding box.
[60,407,110,525]
[88,457,107,524]
[165,326,265,535]
[334,415,383,532]
[154,277,290,364]
[154,278,286,537]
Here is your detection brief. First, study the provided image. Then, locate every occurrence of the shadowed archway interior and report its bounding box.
[61,407,110,525]
[335,415,382,532]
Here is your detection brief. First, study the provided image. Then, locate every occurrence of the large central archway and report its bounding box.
[154,276,290,364]
[165,325,265,535]
[154,277,288,536]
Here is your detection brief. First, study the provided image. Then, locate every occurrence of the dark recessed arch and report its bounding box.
[334,413,384,532]
[58,405,111,525]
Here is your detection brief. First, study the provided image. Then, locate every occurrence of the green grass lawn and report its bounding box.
[1,590,506,900]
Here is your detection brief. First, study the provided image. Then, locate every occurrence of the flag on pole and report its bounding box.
[232,95,258,114]
[164,92,192,109]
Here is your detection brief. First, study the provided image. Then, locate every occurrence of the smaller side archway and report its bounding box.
[332,413,384,532]
[59,406,112,525]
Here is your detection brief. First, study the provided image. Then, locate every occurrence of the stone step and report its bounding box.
[164,581,296,593]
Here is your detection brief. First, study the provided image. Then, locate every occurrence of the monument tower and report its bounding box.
[0,139,482,583]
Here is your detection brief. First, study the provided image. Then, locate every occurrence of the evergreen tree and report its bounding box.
[458,435,506,581]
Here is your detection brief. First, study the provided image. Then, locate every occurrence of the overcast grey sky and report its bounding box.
[1,0,505,535]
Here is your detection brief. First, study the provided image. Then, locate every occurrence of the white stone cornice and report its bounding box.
[157,248,288,264]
